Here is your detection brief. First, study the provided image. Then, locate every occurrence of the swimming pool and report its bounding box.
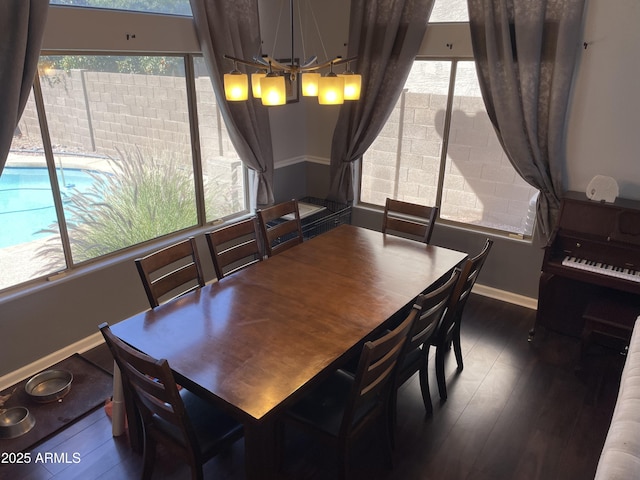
[0,167,97,248]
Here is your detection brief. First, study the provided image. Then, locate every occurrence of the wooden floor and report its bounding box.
[0,294,624,479]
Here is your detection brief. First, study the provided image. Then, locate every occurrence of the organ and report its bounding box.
[533,191,640,339]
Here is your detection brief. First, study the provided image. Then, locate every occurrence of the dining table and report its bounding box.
[110,224,467,479]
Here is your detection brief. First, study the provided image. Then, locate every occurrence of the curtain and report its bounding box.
[189,0,275,207]
[0,0,49,175]
[328,0,435,203]
[467,0,586,240]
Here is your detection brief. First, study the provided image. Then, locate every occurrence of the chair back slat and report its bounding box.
[342,309,414,437]
[206,217,263,280]
[216,240,261,271]
[384,217,429,238]
[257,199,304,257]
[382,198,438,244]
[135,237,205,308]
[407,269,460,352]
[99,323,243,478]
[99,324,195,442]
[148,263,202,302]
[438,239,493,341]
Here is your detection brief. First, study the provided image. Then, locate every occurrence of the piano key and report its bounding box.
[561,255,640,282]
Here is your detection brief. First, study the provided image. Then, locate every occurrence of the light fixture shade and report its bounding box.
[318,74,345,105]
[260,75,287,106]
[301,72,321,97]
[223,71,248,101]
[251,72,266,98]
[339,72,362,100]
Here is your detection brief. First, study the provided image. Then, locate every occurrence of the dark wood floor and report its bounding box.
[0,294,624,479]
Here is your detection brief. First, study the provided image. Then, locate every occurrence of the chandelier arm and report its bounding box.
[299,56,358,72]
[225,54,358,74]
[300,55,318,68]
[264,56,296,73]
[224,54,269,71]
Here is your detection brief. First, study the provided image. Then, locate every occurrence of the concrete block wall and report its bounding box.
[16,69,245,219]
[361,90,538,235]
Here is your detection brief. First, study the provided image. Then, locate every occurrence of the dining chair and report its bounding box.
[431,238,494,402]
[99,323,243,480]
[135,237,205,308]
[392,268,460,420]
[278,306,415,479]
[256,199,304,257]
[205,217,263,280]
[382,198,439,244]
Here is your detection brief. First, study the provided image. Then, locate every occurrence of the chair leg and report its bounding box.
[383,412,395,470]
[388,388,398,449]
[453,328,464,372]
[188,452,204,480]
[275,420,286,472]
[190,463,204,480]
[338,439,349,480]
[418,357,433,415]
[141,436,157,480]
[435,346,448,402]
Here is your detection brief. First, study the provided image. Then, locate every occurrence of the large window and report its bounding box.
[360,0,538,237]
[430,0,468,22]
[49,0,192,16]
[361,59,538,237]
[0,52,247,292]
[1,105,66,288]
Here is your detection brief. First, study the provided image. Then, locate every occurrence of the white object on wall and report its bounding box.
[586,175,619,203]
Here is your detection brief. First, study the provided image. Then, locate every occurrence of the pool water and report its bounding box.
[0,167,97,248]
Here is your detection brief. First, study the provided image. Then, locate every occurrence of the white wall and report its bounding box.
[566,0,640,199]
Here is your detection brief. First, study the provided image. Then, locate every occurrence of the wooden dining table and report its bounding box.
[111,224,467,479]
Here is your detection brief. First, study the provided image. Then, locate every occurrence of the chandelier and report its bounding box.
[223,0,361,106]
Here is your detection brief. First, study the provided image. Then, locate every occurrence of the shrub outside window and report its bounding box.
[0,54,247,292]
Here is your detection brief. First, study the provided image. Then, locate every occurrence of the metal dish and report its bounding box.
[25,369,73,403]
[0,407,35,439]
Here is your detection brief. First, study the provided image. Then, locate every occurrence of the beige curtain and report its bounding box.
[189,0,275,207]
[0,0,48,174]
[467,0,586,240]
[328,0,435,203]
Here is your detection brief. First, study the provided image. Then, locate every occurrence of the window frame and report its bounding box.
[357,23,537,240]
[0,6,250,294]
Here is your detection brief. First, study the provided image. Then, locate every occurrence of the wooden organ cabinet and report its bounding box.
[533,191,640,344]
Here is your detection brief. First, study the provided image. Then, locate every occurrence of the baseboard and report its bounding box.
[474,283,538,310]
[274,155,330,169]
[0,332,106,391]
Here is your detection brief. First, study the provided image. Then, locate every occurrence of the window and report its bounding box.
[360,59,538,237]
[49,0,192,16]
[194,57,247,223]
[430,0,468,22]
[1,50,247,292]
[1,98,66,289]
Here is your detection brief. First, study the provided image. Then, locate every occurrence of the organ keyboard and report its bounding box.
[534,191,640,338]
[561,256,640,283]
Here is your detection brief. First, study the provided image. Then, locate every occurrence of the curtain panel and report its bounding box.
[189,0,275,207]
[328,0,435,204]
[0,0,49,175]
[467,0,586,241]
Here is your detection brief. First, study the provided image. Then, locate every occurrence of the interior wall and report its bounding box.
[566,0,640,199]
[260,0,349,165]
[2,0,638,379]
[303,0,640,299]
